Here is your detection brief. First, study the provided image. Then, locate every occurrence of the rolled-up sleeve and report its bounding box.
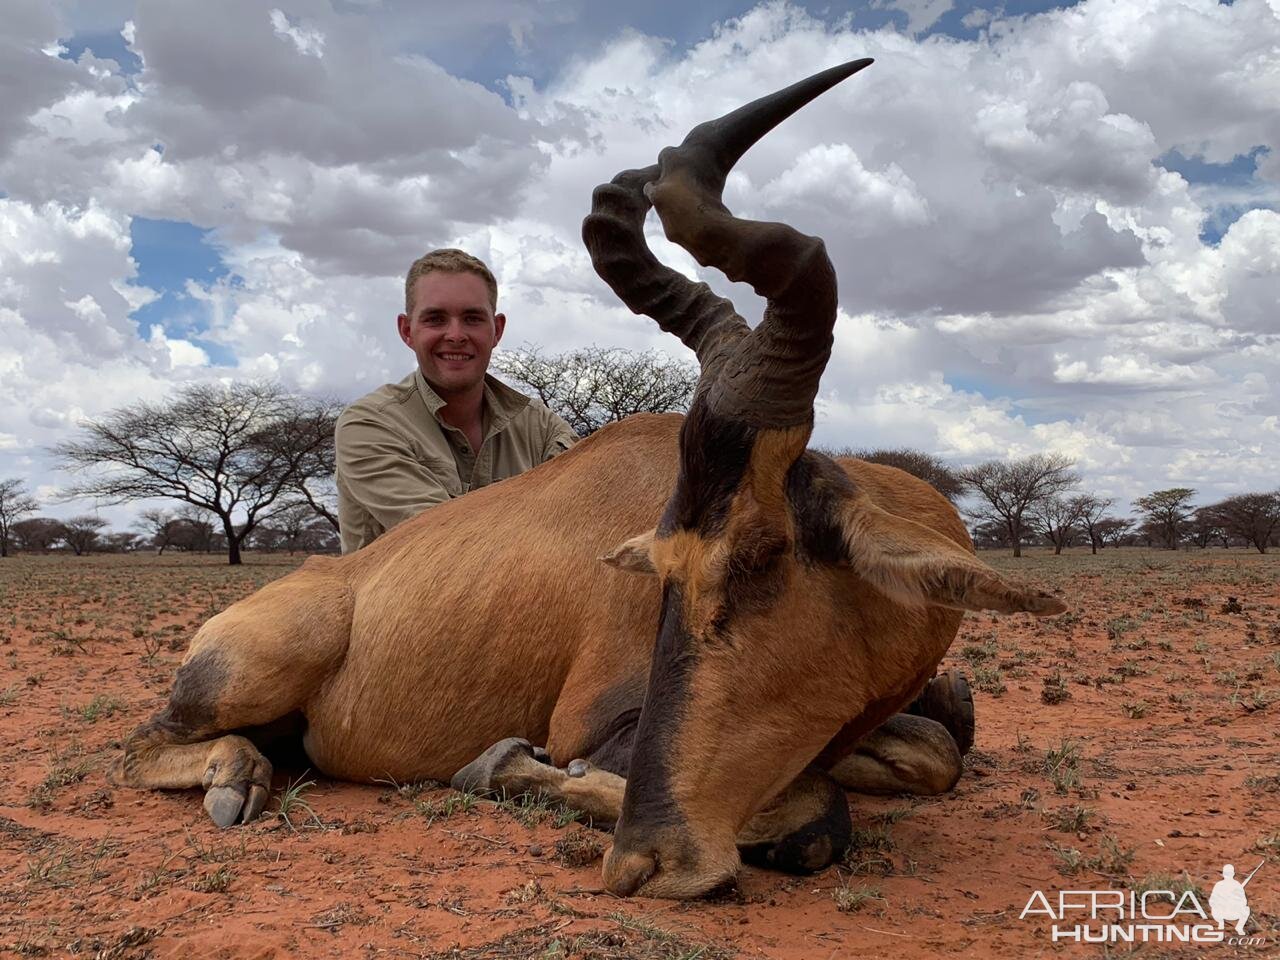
[540,411,578,463]
[335,411,452,539]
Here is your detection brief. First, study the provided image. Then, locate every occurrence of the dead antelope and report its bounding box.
[114,59,1064,899]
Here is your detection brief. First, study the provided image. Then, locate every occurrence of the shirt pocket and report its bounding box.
[415,451,464,498]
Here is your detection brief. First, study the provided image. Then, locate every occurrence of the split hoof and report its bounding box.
[909,669,975,756]
[204,785,248,828]
[450,737,537,795]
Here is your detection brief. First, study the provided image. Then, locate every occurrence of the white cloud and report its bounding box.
[0,0,1277,525]
[269,8,326,58]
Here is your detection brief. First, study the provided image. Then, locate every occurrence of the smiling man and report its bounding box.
[335,249,576,553]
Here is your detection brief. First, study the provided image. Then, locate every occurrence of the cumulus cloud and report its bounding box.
[0,0,1277,520]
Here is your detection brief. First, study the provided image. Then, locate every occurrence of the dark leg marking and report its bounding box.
[737,767,851,874]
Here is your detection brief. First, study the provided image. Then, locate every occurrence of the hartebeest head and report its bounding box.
[583,60,1064,898]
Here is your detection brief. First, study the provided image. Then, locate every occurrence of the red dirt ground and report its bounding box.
[1,550,1277,959]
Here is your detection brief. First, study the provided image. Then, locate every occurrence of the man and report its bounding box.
[336,249,576,553]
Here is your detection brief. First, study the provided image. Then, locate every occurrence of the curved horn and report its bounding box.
[646,58,873,427]
[661,58,874,210]
[583,167,748,370]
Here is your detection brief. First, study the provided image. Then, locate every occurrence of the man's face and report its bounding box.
[398,271,505,399]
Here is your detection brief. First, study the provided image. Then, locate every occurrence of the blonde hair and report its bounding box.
[404,248,498,316]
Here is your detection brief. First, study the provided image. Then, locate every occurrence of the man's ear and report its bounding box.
[492,312,506,345]
[397,313,412,347]
[601,528,656,575]
[837,495,1067,616]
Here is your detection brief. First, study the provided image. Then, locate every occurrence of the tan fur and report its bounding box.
[837,493,1066,616]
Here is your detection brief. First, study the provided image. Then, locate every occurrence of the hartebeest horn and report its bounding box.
[644,58,874,427]
[583,168,750,371]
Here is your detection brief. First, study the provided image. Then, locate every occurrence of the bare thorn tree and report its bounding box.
[1032,494,1090,556]
[1077,495,1117,555]
[0,478,39,558]
[54,382,337,565]
[1094,516,1134,548]
[959,453,1080,557]
[1209,492,1280,554]
[1133,488,1197,550]
[493,345,698,436]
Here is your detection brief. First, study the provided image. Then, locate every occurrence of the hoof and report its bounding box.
[204,785,247,828]
[451,737,536,795]
[908,670,975,756]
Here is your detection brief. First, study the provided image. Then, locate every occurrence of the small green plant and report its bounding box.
[1106,617,1134,645]
[275,773,322,831]
[842,823,895,875]
[1089,834,1135,875]
[1041,670,1071,705]
[1049,804,1094,833]
[972,663,1006,696]
[1050,843,1083,876]
[1121,699,1148,719]
[74,694,123,723]
[25,848,74,887]
[960,637,998,665]
[832,881,881,913]
[190,865,233,893]
[415,790,480,825]
[1043,739,1082,795]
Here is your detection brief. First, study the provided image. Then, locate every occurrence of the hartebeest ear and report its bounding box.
[601,528,657,575]
[839,497,1066,616]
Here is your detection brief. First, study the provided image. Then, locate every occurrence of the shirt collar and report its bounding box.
[412,369,531,436]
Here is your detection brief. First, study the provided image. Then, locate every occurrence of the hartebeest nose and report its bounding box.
[602,845,658,897]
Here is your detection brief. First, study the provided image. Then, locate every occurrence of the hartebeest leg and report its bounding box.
[451,737,628,827]
[827,714,963,796]
[453,737,850,875]
[111,558,352,826]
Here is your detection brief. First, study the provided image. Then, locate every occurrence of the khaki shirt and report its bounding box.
[336,370,576,553]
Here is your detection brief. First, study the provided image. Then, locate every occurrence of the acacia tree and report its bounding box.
[11,517,64,552]
[1031,494,1089,555]
[0,478,39,557]
[494,345,698,436]
[135,508,183,554]
[1186,505,1226,549]
[1210,492,1280,554]
[959,453,1080,557]
[54,382,337,565]
[1133,488,1197,550]
[1077,495,1117,555]
[1094,516,1134,548]
[61,515,108,555]
[268,400,340,532]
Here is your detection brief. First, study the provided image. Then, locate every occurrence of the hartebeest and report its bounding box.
[114,59,1064,899]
